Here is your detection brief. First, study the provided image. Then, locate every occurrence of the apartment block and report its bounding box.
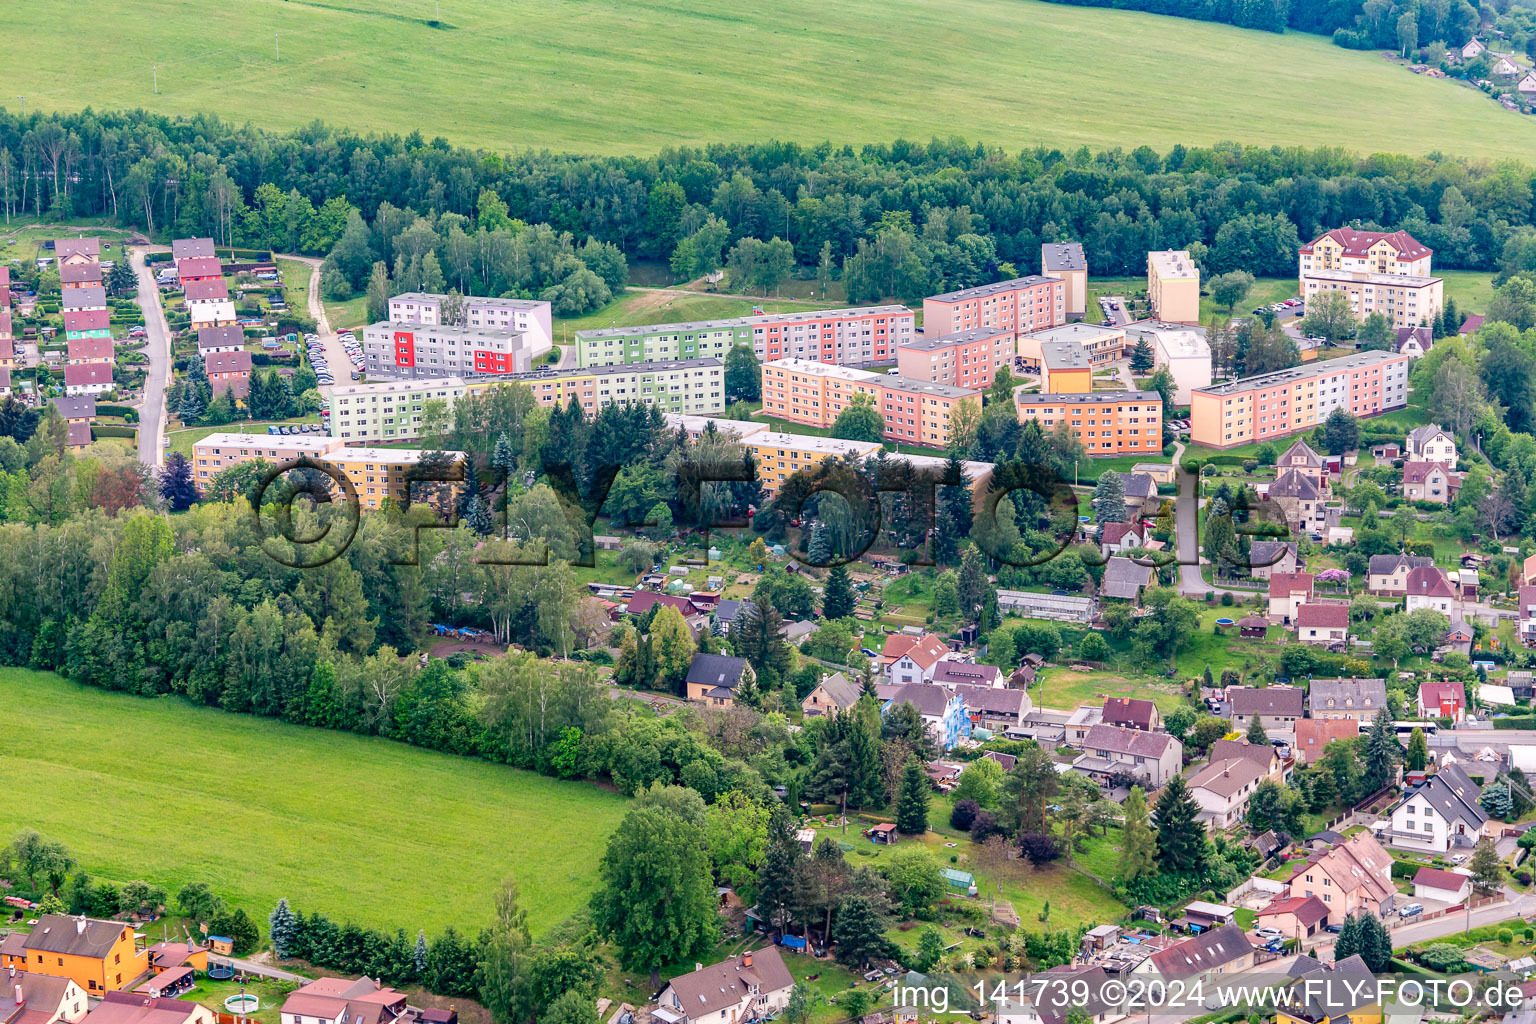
[574,306,914,369]
[502,357,724,417]
[923,276,1065,338]
[743,432,883,498]
[895,327,1012,390]
[1040,341,1092,394]
[1124,321,1213,404]
[1146,250,1200,323]
[1018,323,1127,372]
[363,322,541,378]
[1300,229,1432,279]
[1188,350,1410,449]
[759,358,980,449]
[388,292,553,354]
[191,433,466,510]
[1301,269,1442,330]
[327,377,468,443]
[1014,391,1164,456]
[1040,242,1088,318]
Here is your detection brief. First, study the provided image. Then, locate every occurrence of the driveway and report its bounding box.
[286,253,353,396]
[130,246,172,468]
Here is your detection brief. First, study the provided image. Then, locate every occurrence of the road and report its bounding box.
[287,254,354,396]
[1172,442,1206,596]
[130,246,172,468]
[208,954,306,982]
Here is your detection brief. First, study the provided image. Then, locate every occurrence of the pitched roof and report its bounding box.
[930,662,1003,688]
[1406,565,1457,599]
[1227,685,1304,717]
[1103,697,1157,729]
[51,395,96,419]
[175,256,223,278]
[1278,439,1325,467]
[60,262,103,285]
[1407,424,1452,448]
[1296,603,1349,629]
[954,684,1027,717]
[171,238,216,260]
[1115,471,1158,499]
[0,971,75,1022]
[808,672,861,710]
[1402,461,1455,485]
[1102,556,1154,598]
[884,683,957,718]
[1189,756,1265,798]
[1209,738,1277,770]
[626,591,696,617]
[1308,678,1386,713]
[63,309,110,332]
[1302,228,1431,260]
[1268,572,1314,599]
[1286,953,1379,1017]
[197,324,246,350]
[685,653,749,692]
[60,286,106,309]
[1100,521,1142,547]
[1412,866,1470,892]
[54,238,100,260]
[79,992,202,1024]
[1308,833,1394,904]
[666,948,794,1018]
[63,362,112,387]
[1405,762,1487,830]
[67,337,113,361]
[204,350,252,375]
[1082,723,1176,759]
[1256,894,1328,928]
[21,915,132,958]
[1368,553,1433,575]
[1269,469,1321,500]
[1143,922,1253,980]
[1296,718,1359,756]
[67,421,92,447]
[882,633,949,669]
[1247,540,1296,568]
[1395,326,1434,353]
[1419,679,1465,706]
[184,278,230,301]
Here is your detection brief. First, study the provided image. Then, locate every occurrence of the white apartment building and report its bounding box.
[363,322,542,378]
[388,292,553,354]
[1124,321,1212,404]
[327,377,468,443]
[1299,229,1441,329]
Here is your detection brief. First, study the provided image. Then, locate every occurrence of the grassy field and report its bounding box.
[552,288,831,339]
[165,417,322,456]
[2,1,1534,160]
[0,669,629,935]
[1030,668,1188,714]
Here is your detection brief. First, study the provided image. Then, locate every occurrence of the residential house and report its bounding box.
[1073,724,1183,788]
[62,363,112,397]
[204,350,252,401]
[0,970,88,1024]
[1189,755,1266,830]
[1277,954,1380,1024]
[1246,540,1299,581]
[1099,522,1144,557]
[1115,472,1161,517]
[955,684,1031,730]
[880,684,972,751]
[1307,678,1387,723]
[1395,325,1434,358]
[1385,762,1488,854]
[53,239,100,267]
[1065,704,1104,743]
[1226,686,1304,733]
[1417,679,1466,721]
[882,633,951,686]
[1462,38,1486,58]
[625,590,697,620]
[1101,556,1154,603]
[1295,603,1349,647]
[684,654,754,708]
[801,672,861,718]
[171,238,216,261]
[60,287,106,314]
[996,964,1124,1024]
[931,661,1003,689]
[59,263,102,289]
[1406,424,1458,464]
[1268,573,1315,625]
[1209,738,1287,783]
[1412,866,1472,903]
[175,257,223,285]
[1255,895,1329,942]
[1267,464,1329,534]
[778,620,816,647]
[1519,71,1536,95]
[1102,697,1160,732]
[1146,250,1201,323]
[1402,461,1461,503]
[0,916,147,995]
[195,325,245,356]
[1190,351,1411,449]
[1493,55,1521,76]
[50,397,94,425]
[1367,553,1434,595]
[65,338,113,366]
[61,310,109,341]
[1133,922,1253,980]
[1294,718,1361,764]
[655,949,794,1024]
[1286,833,1395,924]
[79,993,213,1024]
[1520,585,1536,647]
[144,943,206,975]
[278,977,408,1024]
[1405,566,1460,616]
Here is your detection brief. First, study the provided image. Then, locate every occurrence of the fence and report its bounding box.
[1225,876,1288,904]
[1385,892,1501,930]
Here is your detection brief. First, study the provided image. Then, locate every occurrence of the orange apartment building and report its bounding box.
[1189,350,1410,449]
[191,433,465,510]
[1014,391,1164,456]
[760,358,980,448]
[0,915,147,994]
[750,305,915,365]
[922,276,1065,339]
[895,327,1012,390]
[1039,341,1093,393]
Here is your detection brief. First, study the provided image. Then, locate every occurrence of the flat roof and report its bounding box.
[576,317,752,340]
[328,446,467,464]
[928,275,1060,303]
[194,432,339,453]
[749,304,909,324]
[513,356,724,381]
[1041,340,1090,370]
[1148,250,1198,279]
[663,414,770,437]
[1126,321,1210,358]
[327,377,468,398]
[1303,269,1442,286]
[1041,242,1086,272]
[745,432,884,456]
[1021,323,1125,345]
[1195,350,1405,397]
[762,358,881,382]
[900,327,1012,351]
[369,320,525,341]
[879,375,982,399]
[390,291,546,310]
[1017,390,1161,406]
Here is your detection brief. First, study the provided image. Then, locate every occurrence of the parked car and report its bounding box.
[1255,927,1283,940]
[1324,923,1343,933]
[1398,903,1424,918]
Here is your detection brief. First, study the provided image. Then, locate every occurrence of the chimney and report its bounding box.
[743,952,753,969]
[695,964,703,973]
[76,918,87,935]
[15,984,24,1008]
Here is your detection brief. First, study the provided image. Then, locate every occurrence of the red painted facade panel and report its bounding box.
[394,330,416,368]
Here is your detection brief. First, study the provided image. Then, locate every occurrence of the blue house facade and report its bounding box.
[879,683,972,751]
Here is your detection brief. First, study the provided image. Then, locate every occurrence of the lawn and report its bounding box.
[277,258,314,311]
[324,292,370,333]
[3,1,1533,160]
[1029,668,1187,714]
[0,669,629,936]
[1440,270,1498,315]
[165,417,323,457]
[1199,277,1299,323]
[552,288,831,339]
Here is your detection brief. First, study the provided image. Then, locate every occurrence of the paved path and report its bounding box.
[209,955,306,982]
[130,246,172,468]
[285,254,349,398]
[1172,441,1207,596]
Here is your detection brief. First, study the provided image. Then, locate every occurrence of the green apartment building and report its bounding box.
[575,319,751,368]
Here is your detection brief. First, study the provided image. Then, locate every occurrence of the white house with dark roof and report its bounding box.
[1368,553,1434,595]
[931,661,1003,689]
[1101,556,1154,603]
[1073,724,1182,788]
[1406,424,1457,465]
[1307,678,1386,722]
[1226,685,1303,732]
[878,683,971,750]
[1189,755,1266,830]
[1385,762,1488,853]
[655,948,794,1024]
[1245,540,1298,581]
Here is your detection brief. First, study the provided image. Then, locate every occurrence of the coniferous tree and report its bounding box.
[895,757,930,834]
[1152,775,1207,873]
[1470,837,1503,892]
[1093,471,1128,524]
[159,452,199,511]
[1406,727,1428,771]
[268,898,298,959]
[822,564,856,619]
[1118,786,1156,882]
[1246,714,1268,745]
[1130,336,1155,373]
[1361,708,1399,794]
[830,895,885,967]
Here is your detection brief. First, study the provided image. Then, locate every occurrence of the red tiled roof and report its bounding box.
[204,350,252,375]
[1419,680,1464,705]
[1296,718,1358,757]
[1406,565,1457,599]
[176,256,223,279]
[63,363,112,386]
[1102,696,1157,729]
[1257,894,1328,927]
[1301,229,1431,261]
[1101,521,1141,546]
[1412,866,1470,892]
[67,337,113,361]
[1269,572,1315,598]
[1402,461,1453,484]
[882,633,948,669]
[63,309,109,332]
[1296,603,1349,629]
[626,591,696,617]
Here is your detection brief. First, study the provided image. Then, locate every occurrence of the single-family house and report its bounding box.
[175,257,223,284]
[712,598,746,632]
[1268,470,1328,534]
[59,263,102,289]
[1294,718,1360,764]
[1246,540,1299,581]
[1385,762,1488,854]
[1101,556,1154,603]
[204,350,252,401]
[1099,522,1144,557]
[1209,738,1287,783]
[1418,679,1466,721]
[1519,585,1536,646]
[65,337,113,366]
[882,633,951,686]
[880,683,971,750]
[61,310,110,341]
[1295,603,1349,647]
[51,396,95,425]
[278,977,409,1024]
[1462,38,1486,58]
[182,278,229,305]
[1307,678,1387,722]
[1405,565,1460,616]
[1368,553,1434,595]
[171,239,216,261]
[1133,922,1254,980]
[955,684,1030,730]
[1189,755,1266,830]
[60,287,106,313]
[196,325,245,355]
[801,672,861,718]
[1226,686,1304,733]
[1268,573,1315,625]
[1286,833,1395,924]
[1413,866,1472,903]
[0,970,88,1024]
[1406,424,1458,465]
[1114,472,1161,518]
[144,943,207,975]
[1493,55,1521,76]
[778,620,816,647]
[79,993,213,1024]
[655,948,793,1024]
[1255,895,1328,942]
[684,654,754,708]
[1395,326,1434,358]
[1073,724,1182,788]
[0,916,147,995]
[62,363,112,397]
[53,239,100,267]
[1102,697,1160,732]
[1402,461,1461,504]
[930,661,1003,689]
[1277,954,1380,1024]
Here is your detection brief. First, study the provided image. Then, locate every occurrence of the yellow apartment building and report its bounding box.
[742,432,882,498]
[1039,340,1093,393]
[1147,250,1200,323]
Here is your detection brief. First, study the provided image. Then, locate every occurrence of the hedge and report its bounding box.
[1495,717,1536,729]
[92,425,137,440]
[95,404,138,422]
[144,252,173,264]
